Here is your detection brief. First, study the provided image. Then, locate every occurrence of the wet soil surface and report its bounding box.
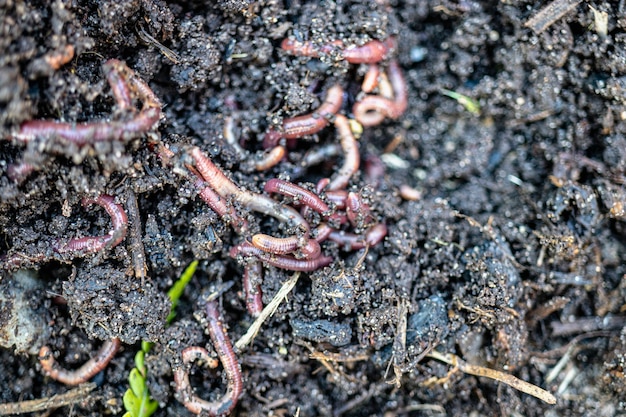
[2,1,626,416]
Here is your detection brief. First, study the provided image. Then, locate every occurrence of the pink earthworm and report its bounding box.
[352,59,408,127]
[251,233,322,259]
[174,301,243,416]
[263,84,344,148]
[188,166,249,234]
[230,242,332,272]
[190,147,309,233]
[327,115,360,191]
[54,194,128,256]
[345,192,375,228]
[281,38,393,64]
[38,338,121,385]
[264,178,331,214]
[361,64,381,93]
[329,223,388,250]
[13,59,161,146]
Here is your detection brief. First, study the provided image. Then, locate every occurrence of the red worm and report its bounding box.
[265,179,330,214]
[7,162,36,183]
[345,192,374,228]
[243,261,264,317]
[174,301,243,416]
[54,194,128,255]
[327,115,360,191]
[13,59,161,145]
[281,38,393,64]
[231,242,332,272]
[353,59,407,127]
[39,338,121,385]
[328,223,388,250]
[191,147,309,233]
[189,168,248,234]
[361,64,381,93]
[251,234,321,259]
[254,145,286,171]
[263,84,344,148]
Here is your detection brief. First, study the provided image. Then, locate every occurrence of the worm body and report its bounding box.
[263,85,344,148]
[231,242,332,272]
[174,301,243,416]
[14,60,161,145]
[54,194,128,256]
[243,262,264,317]
[39,338,121,386]
[327,115,360,191]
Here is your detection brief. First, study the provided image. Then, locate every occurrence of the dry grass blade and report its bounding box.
[427,351,557,405]
[0,383,96,415]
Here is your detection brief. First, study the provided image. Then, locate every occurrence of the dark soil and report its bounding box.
[2,0,626,416]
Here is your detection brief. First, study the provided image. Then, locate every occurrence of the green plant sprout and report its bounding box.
[441,89,481,115]
[122,260,199,417]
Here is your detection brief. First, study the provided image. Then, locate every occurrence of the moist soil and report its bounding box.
[1,1,626,416]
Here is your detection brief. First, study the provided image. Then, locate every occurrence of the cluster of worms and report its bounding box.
[2,33,407,416]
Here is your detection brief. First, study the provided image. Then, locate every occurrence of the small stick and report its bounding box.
[524,0,582,34]
[126,189,148,285]
[236,272,300,350]
[426,350,557,405]
[0,382,96,415]
[39,338,122,386]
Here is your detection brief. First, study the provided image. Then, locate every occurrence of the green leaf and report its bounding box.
[123,389,140,416]
[166,260,198,324]
[129,368,146,398]
[134,350,146,376]
[139,395,159,417]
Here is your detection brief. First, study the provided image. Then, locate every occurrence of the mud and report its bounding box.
[1,0,626,416]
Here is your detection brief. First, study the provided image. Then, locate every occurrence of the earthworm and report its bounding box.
[44,44,75,70]
[301,143,341,168]
[243,261,264,317]
[191,147,309,233]
[361,64,381,93]
[231,242,332,272]
[38,338,121,386]
[189,168,249,234]
[265,179,331,214]
[328,223,387,250]
[174,301,243,416]
[345,192,374,228]
[7,161,36,183]
[313,223,334,243]
[104,59,133,109]
[223,115,286,170]
[281,38,393,64]
[54,194,128,256]
[13,59,161,146]
[251,234,321,259]
[327,115,360,191]
[265,179,347,225]
[263,84,344,148]
[352,59,407,127]
[254,145,286,171]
